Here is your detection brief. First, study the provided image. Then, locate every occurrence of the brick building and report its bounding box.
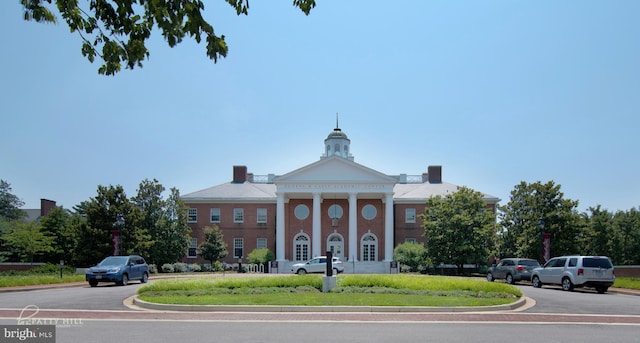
[181,125,500,273]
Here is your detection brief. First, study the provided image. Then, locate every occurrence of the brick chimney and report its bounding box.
[233,166,248,183]
[40,199,56,217]
[427,165,442,183]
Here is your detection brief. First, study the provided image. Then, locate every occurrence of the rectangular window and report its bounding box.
[187,208,197,223]
[210,208,220,223]
[234,238,244,258]
[234,208,244,223]
[257,238,267,249]
[405,208,416,223]
[257,208,267,224]
[187,238,197,258]
[405,238,416,244]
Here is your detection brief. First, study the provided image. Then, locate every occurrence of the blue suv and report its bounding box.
[86,255,149,287]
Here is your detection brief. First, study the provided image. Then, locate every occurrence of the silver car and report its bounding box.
[291,256,344,275]
[531,255,615,293]
[487,258,540,284]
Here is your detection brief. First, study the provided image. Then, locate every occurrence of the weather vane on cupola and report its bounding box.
[322,112,353,161]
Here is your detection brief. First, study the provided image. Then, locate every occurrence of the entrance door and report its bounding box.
[327,234,344,260]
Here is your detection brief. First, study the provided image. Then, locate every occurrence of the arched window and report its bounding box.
[334,143,341,156]
[293,233,310,261]
[343,145,349,156]
[360,232,378,262]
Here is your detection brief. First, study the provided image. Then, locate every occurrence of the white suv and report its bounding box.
[291,256,344,275]
[531,256,615,294]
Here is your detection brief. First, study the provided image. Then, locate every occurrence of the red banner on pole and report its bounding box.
[112,230,121,256]
[542,233,551,264]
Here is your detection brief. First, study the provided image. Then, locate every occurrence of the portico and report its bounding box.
[274,177,396,262]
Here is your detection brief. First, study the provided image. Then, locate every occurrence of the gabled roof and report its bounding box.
[275,155,397,184]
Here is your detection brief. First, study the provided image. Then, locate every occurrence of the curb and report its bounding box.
[131,295,529,313]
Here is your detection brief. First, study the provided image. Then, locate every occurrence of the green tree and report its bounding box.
[147,187,191,267]
[498,181,581,262]
[0,180,26,221]
[393,242,429,272]
[39,206,78,264]
[76,184,137,265]
[199,224,227,267]
[421,186,497,273]
[609,208,640,265]
[578,206,613,257]
[0,218,13,262]
[21,0,317,75]
[3,221,54,264]
[247,248,275,265]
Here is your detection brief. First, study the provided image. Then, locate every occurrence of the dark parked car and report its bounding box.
[86,255,149,287]
[487,258,540,284]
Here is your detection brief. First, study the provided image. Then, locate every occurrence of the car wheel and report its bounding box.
[562,277,574,291]
[333,268,339,276]
[486,272,494,282]
[596,286,608,294]
[119,274,129,286]
[532,275,542,288]
[296,269,307,275]
[89,280,98,287]
[506,274,514,285]
[141,272,148,284]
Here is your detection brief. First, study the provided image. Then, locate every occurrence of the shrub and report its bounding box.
[189,263,202,272]
[31,264,77,275]
[173,262,188,273]
[161,263,174,273]
[393,242,430,272]
[148,264,158,274]
[247,248,275,265]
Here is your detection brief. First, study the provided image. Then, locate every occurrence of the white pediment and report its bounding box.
[275,156,397,184]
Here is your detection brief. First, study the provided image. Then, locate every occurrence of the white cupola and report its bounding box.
[322,114,353,161]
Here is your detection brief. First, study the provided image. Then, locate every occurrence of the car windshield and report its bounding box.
[583,258,613,269]
[99,256,128,266]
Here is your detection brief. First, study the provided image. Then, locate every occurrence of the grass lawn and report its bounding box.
[614,277,640,290]
[0,274,85,287]
[137,274,522,307]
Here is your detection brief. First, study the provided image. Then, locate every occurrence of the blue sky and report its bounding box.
[1,1,638,213]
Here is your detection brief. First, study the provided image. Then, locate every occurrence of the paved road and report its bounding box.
[515,283,640,315]
[2,318,639,343]
[0,277,639,322]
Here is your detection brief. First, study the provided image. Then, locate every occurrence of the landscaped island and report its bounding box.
[137,274,522,307]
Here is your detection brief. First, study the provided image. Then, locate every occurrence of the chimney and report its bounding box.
[233,166,247,183]
[428,165,442,183]
[40,199,56,217]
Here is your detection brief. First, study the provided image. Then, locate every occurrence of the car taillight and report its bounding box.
[578,268,584,276]
[516,266,525,271]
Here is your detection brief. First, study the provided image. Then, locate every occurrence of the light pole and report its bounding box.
[116,214,125,256]
[537,218,545,263]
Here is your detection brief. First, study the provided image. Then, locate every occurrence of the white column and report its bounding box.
[276,192,285,261]
[312,192,322,257]
[348,192,358,261]
[384,192,395,261]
